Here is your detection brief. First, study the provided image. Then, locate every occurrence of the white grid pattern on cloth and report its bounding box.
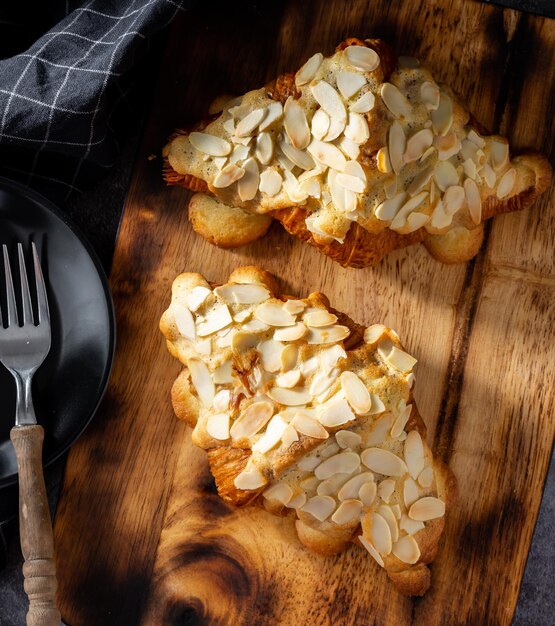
[0,0,187,199]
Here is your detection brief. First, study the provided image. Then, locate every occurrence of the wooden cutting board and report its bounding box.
[53,1,555,624]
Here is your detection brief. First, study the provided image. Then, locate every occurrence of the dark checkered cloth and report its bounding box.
[0,0,191,201]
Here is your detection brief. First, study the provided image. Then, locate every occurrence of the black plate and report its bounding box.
[0,177,115,488]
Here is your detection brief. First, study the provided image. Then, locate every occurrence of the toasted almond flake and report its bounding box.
[310,81,347,141]
[304,310,338,327]
[464,177,482,224]
[375,192,406,221]
[376,146,392,173]
[275,370,302,388]
[391,402,412,438]
[280,140,316,171]
[309,368,339,396]
[407,166,434,196]
[388,121,406,174]
[321,442,341,458]
[243,319,270,333]
[337,71,366,100]
[318,397,356,427]
[321,344,347,369]
[231,135,252,147]
[284,97,311,149]
[361,448,407,476]
[229,144,249,165]
[174,304,196,340]
[274,322,307,342]
[359,534,385,567]
[400,514,425,535]
[390,191,428,232]
[405,430,425,479]
[468,129,486,149]
[406,372,415,388]
[404,129,434,163]
[463,158,477,180]
[235,108,265,137]
[206,413,230,440]
[234,467,266,490]
[378,480,396,504]
[311,109,331,141]
[306,324,350,345]
[338,472,373,501]
[497,168,516,199]
[317,473,351,497]
[307,139,347,171]
[213,360,233,384]
[335,135,359,161]
[350,90,375,113]
[252,414,288,453]
[344,112,370,145]
[255,132,274,165]
[336,172,366,193]
[340,371,372,414]
[222,118,235,135]
[369,512,392,555]
[186,286,212,312]
[283,169,310,203]
[189,131,232,156]
[237,158,260,201]
[259,168,282,196]
[391,504,402,519]
[381,343,418,373]
[296,52,323,86]
[363,324,387,345]
[215,283,270,304]
[378,504,399,542]
[435,160,459,191]
[345,45,380,72]
[431,201,452,230]
[280,344,299,372]
[291,412,329,439]
[255,302,296,327]
[231,331,258,353]
[314,451,360,480]
[409,496,445,521]
[231,401,274,440]
[195,338,212,355]
[403,476,420,508]
[420,144,436,162]
[393,535,421,564]
[258,339,284,372]
[357,482,376,507]
[213,164,245,188]
[282,300,305,315]
[197,304,233,336]
[335,430,362,450]
[431,92,453,136]
[381,83,412,119]
[332,499,364,525]
[268,386,312,406]
[302,495,336,521]
[259,101,284,132]
[263,482,293,504]
[213,390,230,413]
[188,359,214,407]
[420,80,440,110]
[443,185,466,215]
[299,177,321,198]
[286,492,307,509]
[483,162,496,188]
[300,356,318,379]
[405,212,430,233]
[369,394,386,415]
[281,424,299,447]
[366,415,392,449]
[215,327,236,348]
[491,139,509,171]
[434,131,459,161]
[418,467,434,488]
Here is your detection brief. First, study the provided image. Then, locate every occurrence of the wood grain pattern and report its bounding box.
[53,1,555,624]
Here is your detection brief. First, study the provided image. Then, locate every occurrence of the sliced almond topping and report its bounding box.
[490,138,509,171]
[315,451,360,480]
[237,157,260,201]
[299,177,321,198]
[431,201,452,230]
[400,514,425,536]
[369,394,386,415]
[318,397,356,427]
[280,344,299,371]
[302,495,336,522]
[336,172,365,193]
[359,481,378,506]
[332,499,364,525]
[340,371,371,414]
[369,512,392,555]
[464,177,482,224]
[378,504,399,542]
[263,482,293,505]
[310,81,347,141]
[381,83,412,119]
[403,476,420,508]
[307,139,347,171]
[309,368,339,396]
[404,129,434,163]
[284,97,311,149]
[497,168,516,199]
[322,441,344,459]
[189,132,232,156]
[337,135,360,160]
[407,166,434,196]
[375,192,406,221]
[258,339,284,372]
[231,332,258,353]
[275,370,302,388]
[274,323,308,342]
[229,144,249,165]
[255,302,296,327]
[280,140,316,171]
[320,344,347,369]
[431,92,453,136]
[404,430,425,479]
[252,414,288,453]
[195,338,212,355]
[268,386,312,406]
[335,430,362,450]
[435,160,459,191]
[283,300,306,315]
[379,342,418,373]
[188,359,214,407]
[222,118,235,135]
[359,534,385,567]
[255,132,274,165]
[391,402,412,438]
[345,45,380,72]
[337,71,366,100]
[259,169,283,196]
[405,212,430,233]
[215,283,270,305]
[304,310,338,327]
[231,401,274,440]
[317,473,351,497]
[311,109,331,141]
[361,448,407,476]
[243,319,270,333]
[213,390,230,413]
[391,504,402,520]
[463,158,477,180]
[230,135,252,147]
[281,424,299,447]
[409,496,445,521]
[306,325,350,345]
[420,81,440,110]
[301,354,319,378]
[443,185,466,215]
[213,164,245,188]
[344,112,370,145]
[483,162,496,188]
[390,192,428,232]
[286,492,307,509]
[350,91,375,113]
[418,467,434,489]
[338,472,373,500]
[376,147,392,173]
[186,286,212,312]
[434,130,460,161]
[296,52,324,86]
[206,413,230,440]
[364,324,387,345]
[378,480,396,504]
[468,129,486,149]
[174,304,196,340]
[393,535,421,564]
[234,467,266,490]
[235,108,265,137]
[388,121,406,174]
[283,169,310,203]
[259,101,284,132]
[213,360,233,384]
[291,412,329,439]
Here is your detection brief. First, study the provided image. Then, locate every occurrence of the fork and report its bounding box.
[1,243,60,626]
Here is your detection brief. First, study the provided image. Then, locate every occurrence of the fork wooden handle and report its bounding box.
[11,425,61,626]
